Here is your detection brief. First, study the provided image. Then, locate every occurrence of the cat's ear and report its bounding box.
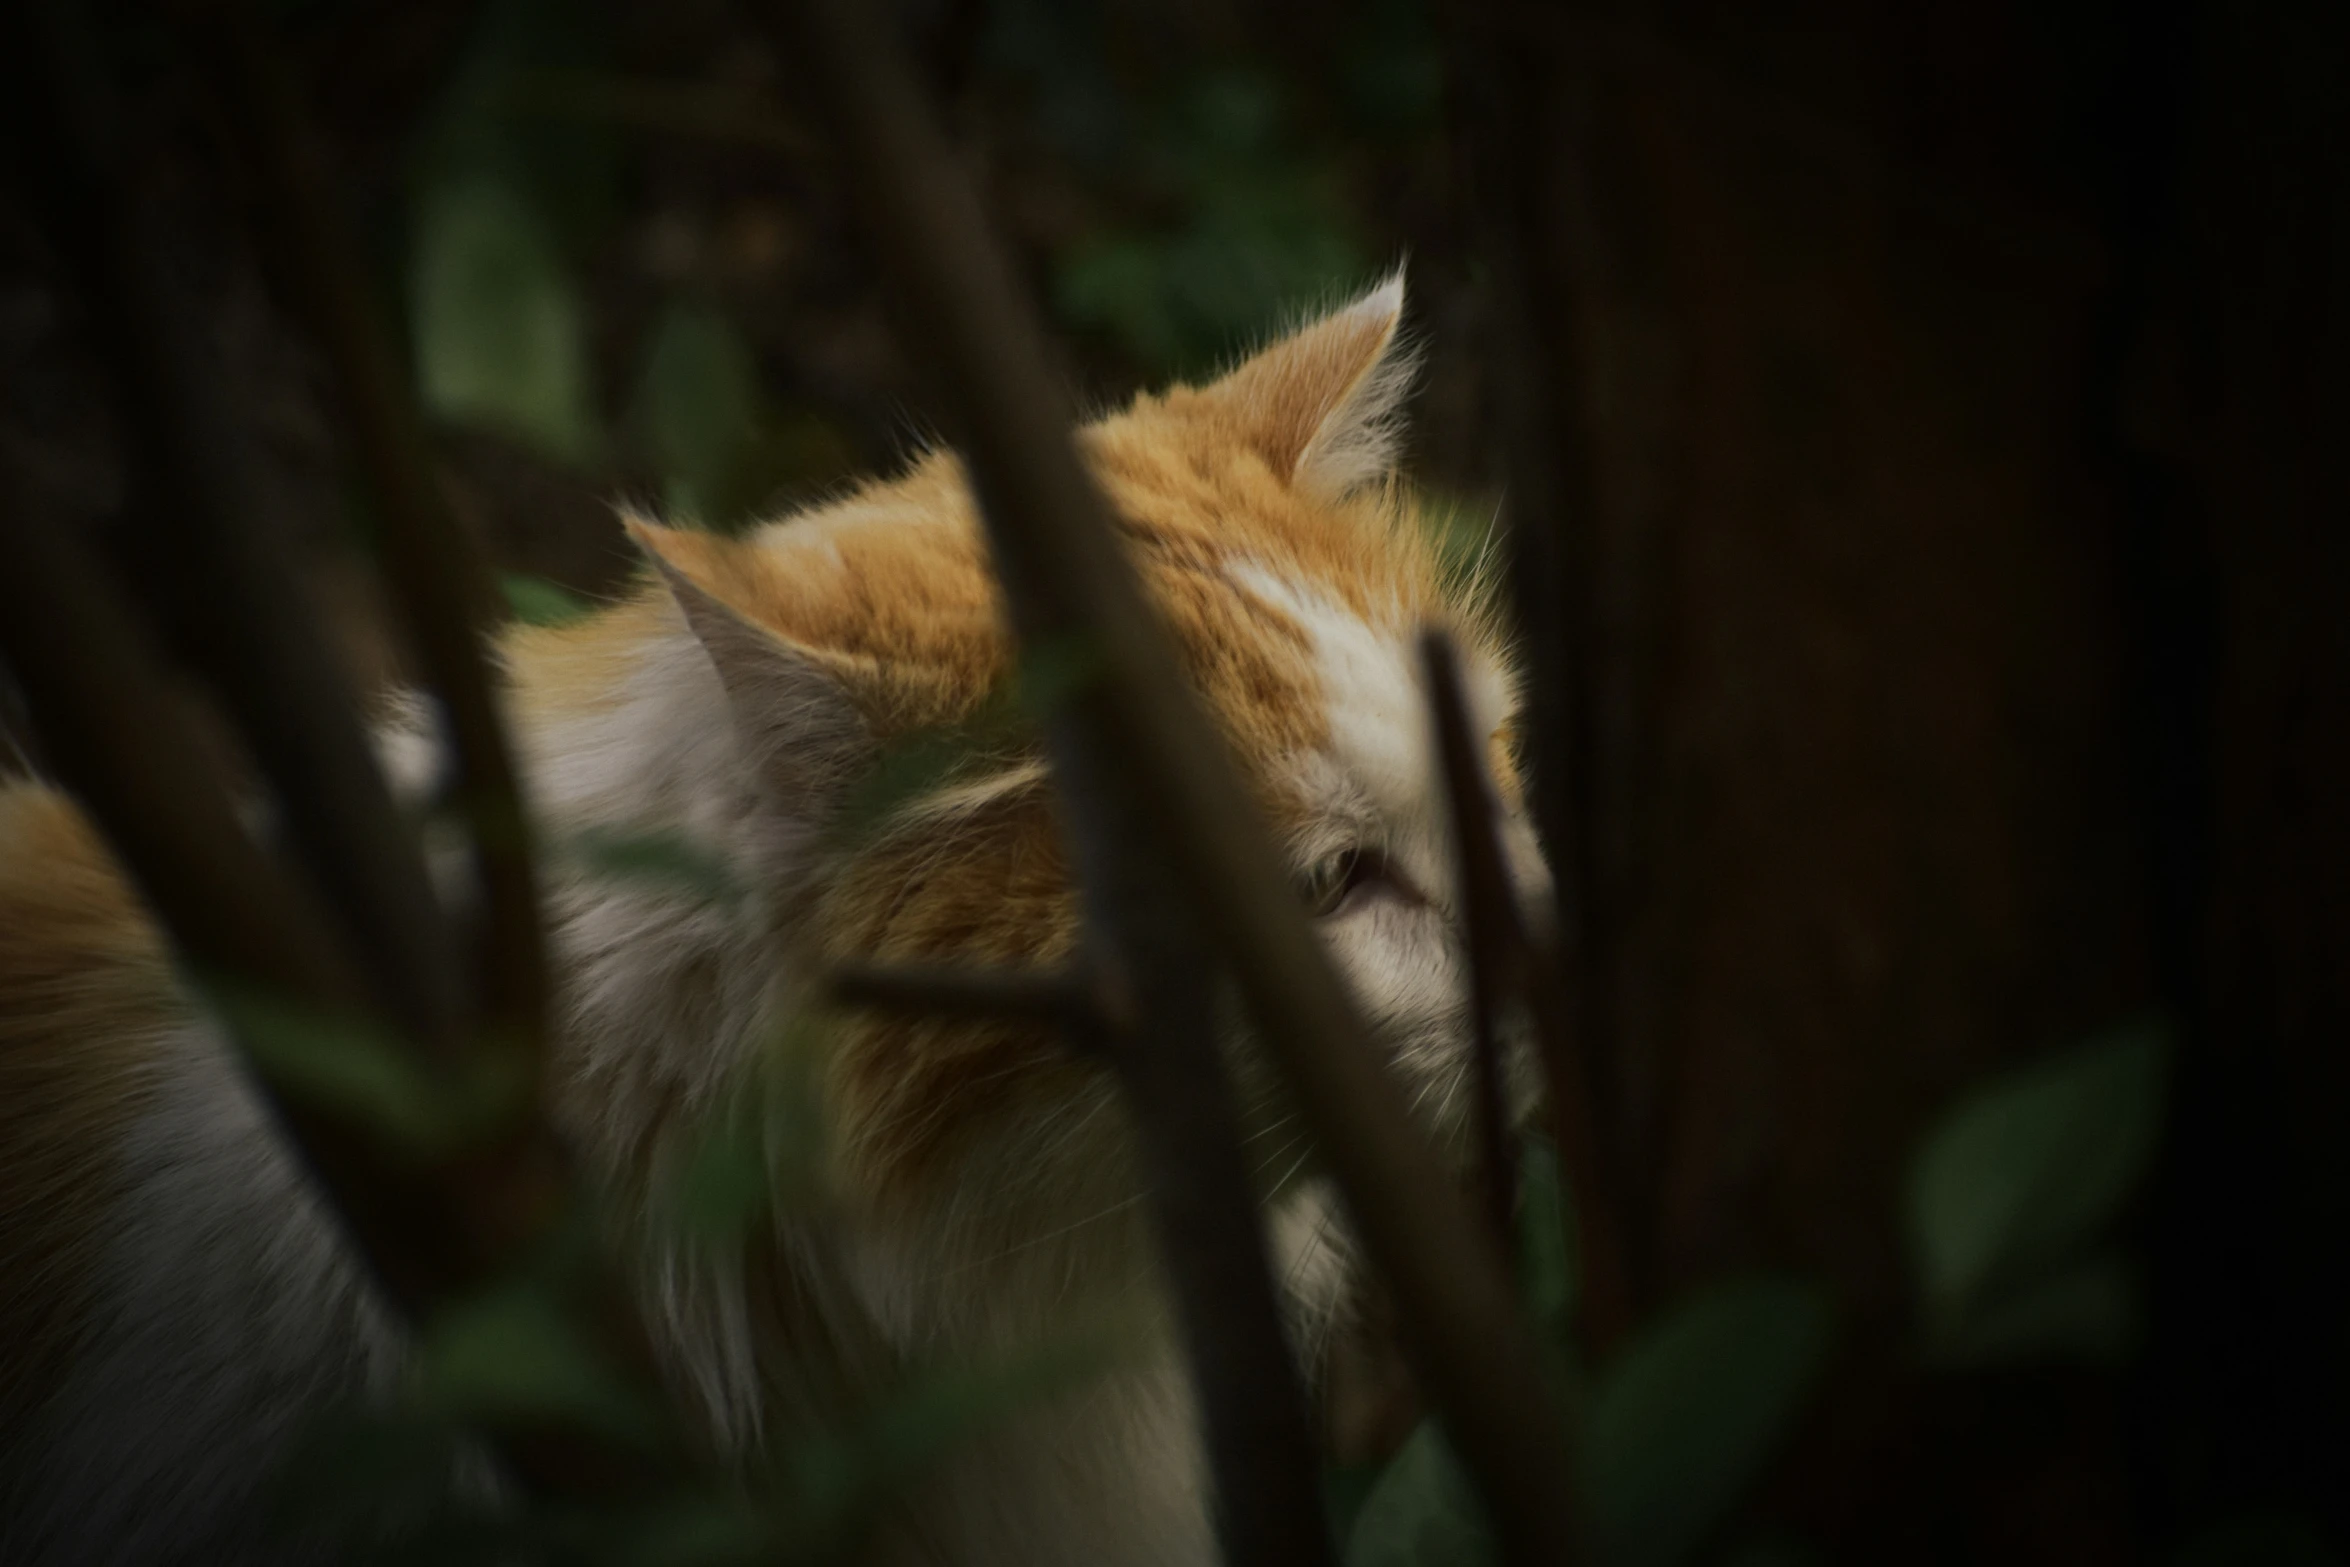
[1203,270,1416,499]
[628,519,874,806]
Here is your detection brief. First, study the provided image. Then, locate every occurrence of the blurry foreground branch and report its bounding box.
[207,3,549,1046]
[0,0,682,1500]
[1445,0,1650,1312]
[1423,630,1631,1356]
[777,2,1581,1561]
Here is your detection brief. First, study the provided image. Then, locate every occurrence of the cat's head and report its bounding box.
[623,277,1541,1229]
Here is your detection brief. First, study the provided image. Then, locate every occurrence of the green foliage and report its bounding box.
[1582,1280,1833,1567]
[404,0,617,470]
[1928,1250,2140,1369]
[635,302,763,529]
[825,636,1100,851]
[985,3,1377,376]
[1051,69,1371,377]
[416,1284,668,1453]
[763,1332,1132,1558]
[204,981,527,1157]
[1343,1138,1827,1567]
[502,573,596,626]
[1907,1020,2171,1366]
[415,0,621,251]
[1346,1424,1494,1567]
[411,172,595,464]
[655,1019,837,1247]
[1514,1136,1578,1342]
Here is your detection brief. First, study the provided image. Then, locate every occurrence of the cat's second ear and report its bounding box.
[629,520,873,810]
[1204,271,1416,499]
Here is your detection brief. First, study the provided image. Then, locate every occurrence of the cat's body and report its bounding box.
[0,281,1535,1565]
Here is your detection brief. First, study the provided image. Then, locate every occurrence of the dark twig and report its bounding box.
[1422,629,1632,1357]
[204,5,547,1047]
[0,492,677,1497]
[784,15,1335,1560]
[13,0,465,1050]
[777,2,1579,1560]
[0,497,371,1028]
[1421,631,1523,1250]
[1444,0,1649,1310]
[828,960,1112,1036]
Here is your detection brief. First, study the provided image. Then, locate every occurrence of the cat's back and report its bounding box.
[0,783,176,1430]
[0,783,405,1564]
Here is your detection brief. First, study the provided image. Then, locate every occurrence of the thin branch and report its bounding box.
[1421,631,1523,1250]
[1444,0,1649,1308]
[776,2,1580,1561]
[828,960,1111,1037]
[204,4,548,1047]
[1422,629,1632,1356]
[0,500,371,1022]
[0,492,680,1498]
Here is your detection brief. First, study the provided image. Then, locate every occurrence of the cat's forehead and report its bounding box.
[736,437,1507,784]
[1220,560,1515,830]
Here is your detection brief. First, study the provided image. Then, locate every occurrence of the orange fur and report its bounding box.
[553,286,1503,1213]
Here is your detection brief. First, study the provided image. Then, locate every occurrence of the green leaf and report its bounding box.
[1926,1250,2141,1369]
[417,1286,666,1452]
[414,0,622,254]
[824,709,1034,852]
[762,1327,1134,1559]
[1907,1021,2171,1325]
[260,1404,481,1552]
[202,983,524,1157]
[1345,1422,1496,1567]
[558,824,748,909]
[1583,1278,1833,1567]
[637,302,761,529]
[501,572,595,627]
[665,1106,777,1243]
[412,173,595,464]
[564,1493,779,1567]
[1515,1136,1578,1342]
[1013,635,1107,718]
[1324,1461,1389,1553]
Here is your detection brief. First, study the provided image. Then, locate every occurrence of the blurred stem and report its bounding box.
[1422,632,1523,1249]
[2,0,692,1500]
[0,489,672,1495]
[1422,630,1632,1358]
[776,0,1581,1560]
[12,0,467,1052]
[205,3,549,1050]
[830,960,1117,1042]
[1444,0,1651,1312]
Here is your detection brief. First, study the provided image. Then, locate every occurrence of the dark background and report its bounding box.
[2,1,2343,1562]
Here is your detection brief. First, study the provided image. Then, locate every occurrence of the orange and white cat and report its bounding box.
[0,279,1537,1565]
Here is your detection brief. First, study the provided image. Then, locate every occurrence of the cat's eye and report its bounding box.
[1298,845,1384,918]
